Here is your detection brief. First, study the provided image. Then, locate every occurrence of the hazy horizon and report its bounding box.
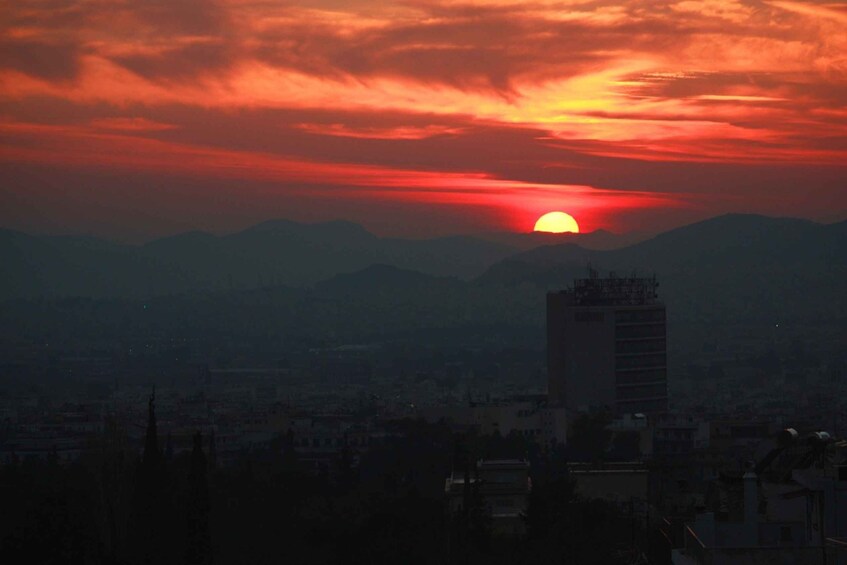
[3,211,845,246]
[2,2,846,563]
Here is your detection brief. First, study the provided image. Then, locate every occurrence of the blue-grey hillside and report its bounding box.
[475,228,649,251]
[1,215,844,356]
[477,214,847,327]
[0,220,516,299]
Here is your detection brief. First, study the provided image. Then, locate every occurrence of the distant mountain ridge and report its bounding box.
[475,228,650,251]
[476,213,847,328]
[1,214,844,353]
[0,219,516,299]
[2,214,845,337]
[485,214,845,274]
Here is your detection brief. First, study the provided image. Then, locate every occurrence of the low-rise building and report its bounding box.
[445,459,531,536]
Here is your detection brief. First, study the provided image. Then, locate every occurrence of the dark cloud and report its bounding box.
[1,0,845,239]
[249,11,691,93]
[0,39,82,80]
[131,0,229,36]
[113,42,235,81]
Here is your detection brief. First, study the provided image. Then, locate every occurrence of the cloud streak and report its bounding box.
[0,0,844,237]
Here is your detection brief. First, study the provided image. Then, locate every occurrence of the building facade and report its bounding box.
[547,272,668,415]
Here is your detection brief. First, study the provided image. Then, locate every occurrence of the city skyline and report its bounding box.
[2,2,847,562]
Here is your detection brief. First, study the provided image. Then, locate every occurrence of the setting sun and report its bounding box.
[534,211,580,233]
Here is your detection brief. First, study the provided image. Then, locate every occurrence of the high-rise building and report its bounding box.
[547,271,668,415]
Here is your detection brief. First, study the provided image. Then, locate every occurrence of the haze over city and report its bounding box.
[1,1,846,564]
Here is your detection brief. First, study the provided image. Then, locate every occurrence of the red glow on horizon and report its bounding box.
[0,0,844,237]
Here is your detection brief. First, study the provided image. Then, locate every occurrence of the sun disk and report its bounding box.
[534,211,580,233]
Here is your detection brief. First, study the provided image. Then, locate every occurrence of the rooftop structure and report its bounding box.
[572,269,660,307]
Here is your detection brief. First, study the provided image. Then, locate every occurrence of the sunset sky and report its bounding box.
[1,0,846,240]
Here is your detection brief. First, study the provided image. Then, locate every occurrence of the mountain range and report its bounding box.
[0,219,642,299]
[478,214,847,329]
[1,214,845,353]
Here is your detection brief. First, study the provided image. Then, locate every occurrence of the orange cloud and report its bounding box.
[0,0,844,236]
[293,122,465,140]
[0,118,684,233]
[90,117,177,131]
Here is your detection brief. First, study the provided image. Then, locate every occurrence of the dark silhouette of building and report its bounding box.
[547,270,668,415]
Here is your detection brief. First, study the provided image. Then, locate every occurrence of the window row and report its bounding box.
[616,308,665,323]
[616,353,666,369]
[616,338,666,354]
[616,324,666,339]
[574,311,604,322]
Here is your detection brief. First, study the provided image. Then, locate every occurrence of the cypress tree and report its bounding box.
[165,432,173,462]
[143,389,160,467]
[128,389,168,565]
[185,432,211,565]
[208,430,217,471]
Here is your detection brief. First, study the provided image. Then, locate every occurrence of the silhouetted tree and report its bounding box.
[165,431,174,461]
[449,434,491,564]
[186,432,211,565]
[524,474,577,540]
[568,411,613,461]
[0,455,99,564]
[208,430,217,471]
[336,433,358,494]
[99,414,132,563]
[128,389,171,565]
[467,464,491,552]
[609,431,641,461]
